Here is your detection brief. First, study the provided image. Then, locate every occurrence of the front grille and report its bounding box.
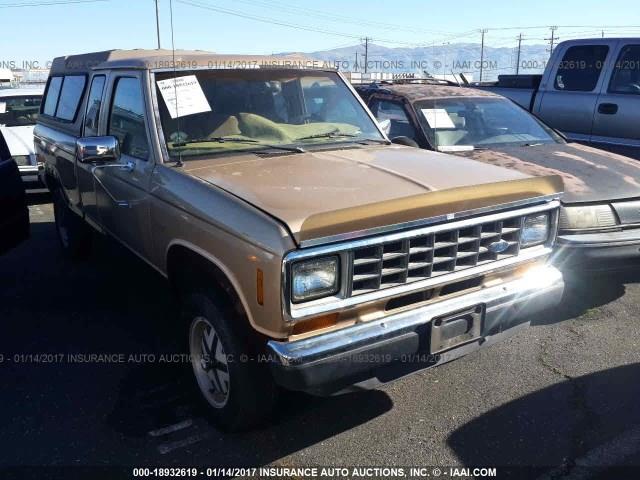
[349,216,525,296]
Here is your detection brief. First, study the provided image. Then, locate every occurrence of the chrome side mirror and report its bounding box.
[76,136,120,164]
[378,118,391,136]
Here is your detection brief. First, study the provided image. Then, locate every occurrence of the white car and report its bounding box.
[0,86,45,188]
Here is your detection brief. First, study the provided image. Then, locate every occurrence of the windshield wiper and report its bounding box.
[172,136,260,147]
[521,142,544,147]
[172,137,305,153]
[295,131,359,141]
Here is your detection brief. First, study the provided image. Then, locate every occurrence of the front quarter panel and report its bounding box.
[149,164,296,338]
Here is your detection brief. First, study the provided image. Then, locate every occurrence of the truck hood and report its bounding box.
[183,145,562,244]
[455,142,640,204]
[0,125,35,157]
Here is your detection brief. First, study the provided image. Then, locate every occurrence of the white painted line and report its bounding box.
[148,419,193,437]
[157,432,210,455]
[537,425,640,480]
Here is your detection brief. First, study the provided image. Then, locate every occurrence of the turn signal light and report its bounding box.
[291,313,339,335]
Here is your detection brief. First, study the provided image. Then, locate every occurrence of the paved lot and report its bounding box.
[1,196,640,478]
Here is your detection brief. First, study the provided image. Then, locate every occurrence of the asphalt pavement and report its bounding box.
[1,195,640,479]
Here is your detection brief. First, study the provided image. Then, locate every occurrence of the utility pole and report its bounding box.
[479,29,488,83]
[155,0,161,49]
[546,26,558,59]
[516,33,523,74]
[361,37,370,73]
[354,51,359,72]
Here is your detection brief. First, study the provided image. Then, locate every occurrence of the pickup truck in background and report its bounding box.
[476,38,640,158]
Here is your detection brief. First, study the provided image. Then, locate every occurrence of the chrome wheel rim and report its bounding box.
[190,316,230,408]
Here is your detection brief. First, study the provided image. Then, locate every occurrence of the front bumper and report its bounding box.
[554,228,640,268]
[18,164,46,190]
[267,264,564,395]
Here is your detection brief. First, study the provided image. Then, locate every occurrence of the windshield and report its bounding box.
[0,95,41,127]
[154,70,384,159]
[414,97,562,150]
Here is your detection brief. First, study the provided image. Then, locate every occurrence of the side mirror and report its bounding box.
[76,136,120,164]
[378,118,391,136]
[391,136,419,148]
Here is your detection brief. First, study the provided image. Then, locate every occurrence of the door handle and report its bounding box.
[598,103,618,115]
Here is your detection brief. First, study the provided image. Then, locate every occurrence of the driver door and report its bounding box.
[94,72,155,259]
[590,42,640,154]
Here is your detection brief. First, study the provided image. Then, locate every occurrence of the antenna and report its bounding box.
[169,0,184,167]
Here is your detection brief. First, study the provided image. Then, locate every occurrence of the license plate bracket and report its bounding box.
[430,305,484,354]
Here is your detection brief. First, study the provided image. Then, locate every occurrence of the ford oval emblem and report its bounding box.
[488,239,510,254]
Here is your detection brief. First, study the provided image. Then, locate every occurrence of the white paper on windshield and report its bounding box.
[0,103,6,114]
[156,75,211,119]
[420,108,455,129]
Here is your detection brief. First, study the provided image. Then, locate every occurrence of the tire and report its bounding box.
[52,188,92,260]
[182,291,278,431]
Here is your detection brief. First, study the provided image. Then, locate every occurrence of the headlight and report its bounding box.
[520,213,550,247]
[12,155,31,166]
[291,256,340,303]
[558,205,617,231]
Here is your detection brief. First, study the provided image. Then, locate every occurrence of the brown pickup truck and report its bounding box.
[35,49,564,431]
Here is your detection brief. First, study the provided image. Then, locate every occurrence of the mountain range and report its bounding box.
[280,42,551,81]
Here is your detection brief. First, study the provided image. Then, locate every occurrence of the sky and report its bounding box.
[2,0,640,67]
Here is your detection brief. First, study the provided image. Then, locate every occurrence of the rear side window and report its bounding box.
[83,75,106,136]
[108,77,149,160]
[608,45,640,94]
[554,45,609,92]
[56,76,87,121]
[43,76,63,116]
[42,75,87,121]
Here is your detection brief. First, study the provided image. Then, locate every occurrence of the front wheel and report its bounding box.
[52,189,92,260]
[183,292,278,431]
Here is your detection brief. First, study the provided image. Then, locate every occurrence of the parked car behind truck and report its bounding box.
[36,49,564,431]
[357,82,640,267]
[476,38,640,159]
[0,86,45,189]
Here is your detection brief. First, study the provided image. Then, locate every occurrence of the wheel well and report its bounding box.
[166,245,248,322]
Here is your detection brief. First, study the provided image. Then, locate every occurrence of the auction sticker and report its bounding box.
[156,75,211,119]
[421,108,455,129]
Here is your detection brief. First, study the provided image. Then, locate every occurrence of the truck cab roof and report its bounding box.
[49,49,325,75]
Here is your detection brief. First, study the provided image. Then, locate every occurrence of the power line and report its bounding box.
[0,0,107,7]
[222,0,456,36]
[175,0,441,47]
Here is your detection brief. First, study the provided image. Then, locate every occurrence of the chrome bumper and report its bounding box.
[267,264,564,394]
[555,228,640,267]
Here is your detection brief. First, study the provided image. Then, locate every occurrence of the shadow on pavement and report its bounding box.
[448,363,640,477]
[0,218,393,467]
[531,265,640,327]
[26,191,51,206]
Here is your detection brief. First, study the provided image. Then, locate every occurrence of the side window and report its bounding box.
[43,76,63,116]
[554,45,609,92]
[370,98,416,140]
[608,45,640,94]
[56,76,87,121]
[108,77,149,160]
[83,75,106,136]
